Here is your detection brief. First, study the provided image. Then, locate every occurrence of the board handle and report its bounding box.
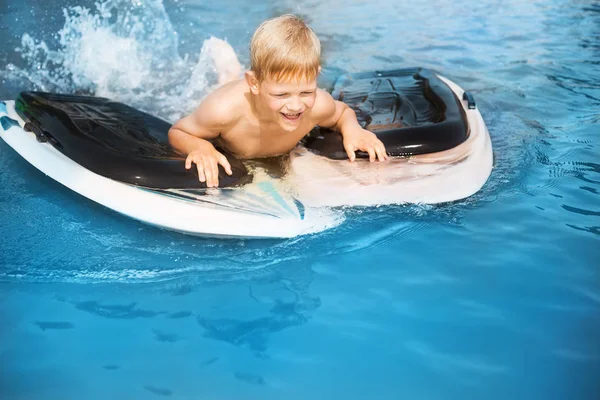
[24,121,62,148]
[462,91,476,109]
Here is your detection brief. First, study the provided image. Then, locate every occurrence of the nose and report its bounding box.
[286,96,303,112]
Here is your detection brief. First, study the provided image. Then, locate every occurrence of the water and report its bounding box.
[1,0,599,399]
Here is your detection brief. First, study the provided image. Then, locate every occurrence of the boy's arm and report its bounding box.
[168,92,235,188]
[314,89,387,162]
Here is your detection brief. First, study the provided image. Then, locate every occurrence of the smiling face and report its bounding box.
[247,73,318,132]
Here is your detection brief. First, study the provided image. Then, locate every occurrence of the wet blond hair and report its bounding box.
[250,14,321,82]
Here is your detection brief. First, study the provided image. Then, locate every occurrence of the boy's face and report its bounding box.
[253,76,318,131]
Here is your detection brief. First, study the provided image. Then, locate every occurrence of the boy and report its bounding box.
[168,14,387,188]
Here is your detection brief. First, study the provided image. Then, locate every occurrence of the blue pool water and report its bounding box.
[1,0,599,399]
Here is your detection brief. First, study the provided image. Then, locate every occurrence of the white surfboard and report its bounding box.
[0,74,492,238]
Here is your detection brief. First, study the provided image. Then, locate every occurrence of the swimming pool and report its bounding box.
[0,0,598,398]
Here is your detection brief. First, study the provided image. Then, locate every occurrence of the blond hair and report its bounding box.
[250,15,321,82]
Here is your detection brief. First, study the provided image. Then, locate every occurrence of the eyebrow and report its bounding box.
[271,89,316,94]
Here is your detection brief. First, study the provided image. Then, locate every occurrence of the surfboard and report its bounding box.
[0,68,492,238]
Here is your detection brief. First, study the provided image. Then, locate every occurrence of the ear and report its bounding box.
[318,66,322,75]
[245,71,259,95]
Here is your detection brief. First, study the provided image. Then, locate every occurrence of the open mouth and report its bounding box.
[281,112,303,122]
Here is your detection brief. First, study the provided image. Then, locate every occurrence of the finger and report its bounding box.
[376,145,387,162]
[202,157,213,187]
[367,148,376,162]
[185,155,193,170]
[344,144,356,162]
[196,162,206,183]
[381,144,389,161]
[210,159,220,187]
[382,144,390,160]
[219,154,233,175]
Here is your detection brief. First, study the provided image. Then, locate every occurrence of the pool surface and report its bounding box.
[1,0,599,399]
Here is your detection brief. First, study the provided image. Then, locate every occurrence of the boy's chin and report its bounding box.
[279,123,298,132]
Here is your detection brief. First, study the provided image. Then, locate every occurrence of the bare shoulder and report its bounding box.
[192,79,248,127]
[311,89,336,120]
[311,88,344,127]
[170,79,248,138]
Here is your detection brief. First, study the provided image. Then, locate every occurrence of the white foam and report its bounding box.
[4,0,239,122]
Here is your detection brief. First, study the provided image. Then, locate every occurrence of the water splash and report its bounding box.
[3,0,241,121]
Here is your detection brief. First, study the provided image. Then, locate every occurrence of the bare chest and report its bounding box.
[219,117,315,158]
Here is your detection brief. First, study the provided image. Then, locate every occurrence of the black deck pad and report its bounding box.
[303,68,470,159]
[15,92,251,189]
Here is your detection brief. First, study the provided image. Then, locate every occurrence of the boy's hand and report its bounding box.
[343,128,388,162]
[185,141,233,188]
